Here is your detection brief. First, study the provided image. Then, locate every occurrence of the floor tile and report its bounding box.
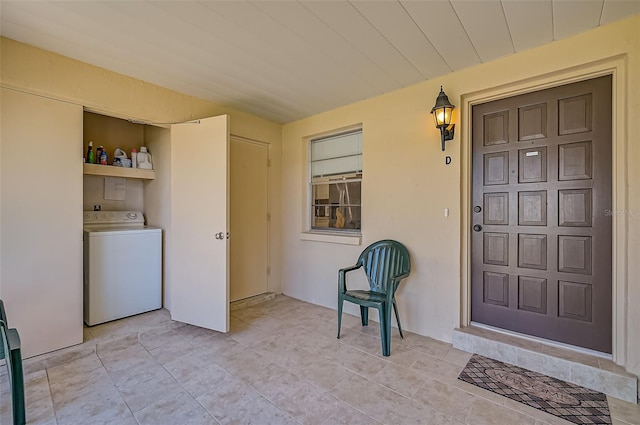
[330,374,433,425]
[444,347,473,367]
[117,372,183,413]
[24,369,52,406]
[164,354,229,398]
[101,344,170,388]
[466,398,536,425]
[53,378,130,425]
[134,390,216,425]
[322,404,383,425]
[413,377,477,423]
[24,392,57,425]
[373,362,428,398]
[411,354,464,385]
[404,333,452,358]
[289,356,357,391]
[196,367,296,425]
[607,396,640,424]
[6,295,626,425]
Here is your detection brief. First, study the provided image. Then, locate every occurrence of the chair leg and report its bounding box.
[6,328,25,425]
[10,343,25,425]
[393,299,404,339]
[337,299,343,339]
[360,305,369,327]
[384,302,392,356]
[377,306,389,356]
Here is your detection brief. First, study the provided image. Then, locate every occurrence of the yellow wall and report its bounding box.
[281,15,640,375]
[0,36,284,298]
[2,13,639,375]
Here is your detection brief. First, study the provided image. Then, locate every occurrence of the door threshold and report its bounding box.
[453,325,638,403]
[230,292,276,311]
[470,321,612,360]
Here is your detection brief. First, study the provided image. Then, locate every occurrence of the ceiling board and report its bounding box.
[502,0,553,51]
[302,1,424,87]
[553,0,604,40]
[202,0,373,105]
[450,0,514,62]
[600,0,640,24]
[401,0,481,71]
[252,1,399,93]
[1,0,638,123]
[350,1,451,79]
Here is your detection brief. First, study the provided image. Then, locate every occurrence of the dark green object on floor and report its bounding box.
[0,299,26,425]
[337,239,411,356]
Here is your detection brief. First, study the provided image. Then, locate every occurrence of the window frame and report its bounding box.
[306,128,363,239]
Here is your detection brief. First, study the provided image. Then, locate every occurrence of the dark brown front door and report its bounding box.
[471,76,612,353]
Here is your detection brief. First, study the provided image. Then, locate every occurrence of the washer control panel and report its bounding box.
[83,211,145,226]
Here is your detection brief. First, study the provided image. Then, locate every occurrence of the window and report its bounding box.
[310,129,362,233]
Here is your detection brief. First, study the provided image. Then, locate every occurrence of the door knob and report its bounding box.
[473,225,482,232]
[473,205,482,213]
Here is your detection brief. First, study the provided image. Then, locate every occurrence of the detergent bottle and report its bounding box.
[113,147,127,166]
[137,147,153,170]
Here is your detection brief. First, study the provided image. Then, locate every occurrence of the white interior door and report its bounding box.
[170,115,229,332]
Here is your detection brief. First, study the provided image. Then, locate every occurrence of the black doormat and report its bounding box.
[458,354,611,425]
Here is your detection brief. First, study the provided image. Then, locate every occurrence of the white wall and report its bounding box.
[83,175,144,212]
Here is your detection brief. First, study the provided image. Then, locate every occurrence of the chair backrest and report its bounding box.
[357,240,411,294]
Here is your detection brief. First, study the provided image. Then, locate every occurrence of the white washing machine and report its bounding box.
[83,211,162,326]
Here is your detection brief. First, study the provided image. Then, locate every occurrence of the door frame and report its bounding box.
[460,55,628,364]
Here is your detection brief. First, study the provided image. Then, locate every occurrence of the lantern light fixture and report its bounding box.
[430,86,455,151]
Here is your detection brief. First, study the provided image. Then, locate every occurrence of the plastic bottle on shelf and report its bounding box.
[86,141,94,164]
[131,148,137,169]
[113,148,127,166]
[99,148,108,165]
[136,147,153,170]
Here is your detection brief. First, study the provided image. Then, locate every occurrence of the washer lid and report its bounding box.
[83,210,145,227]
[84,226,161,235]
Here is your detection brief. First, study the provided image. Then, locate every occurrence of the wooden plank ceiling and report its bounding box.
[1,0,638,123]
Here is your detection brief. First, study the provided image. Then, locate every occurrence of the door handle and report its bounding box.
[473,225,482,232]
[214,232,225,240]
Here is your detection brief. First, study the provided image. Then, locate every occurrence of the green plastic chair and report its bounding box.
[337,240,411,356]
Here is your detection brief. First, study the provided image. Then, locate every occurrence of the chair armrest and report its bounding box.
[338,264,361,294]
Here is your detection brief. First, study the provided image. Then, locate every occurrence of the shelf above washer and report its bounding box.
[83,163,155,180]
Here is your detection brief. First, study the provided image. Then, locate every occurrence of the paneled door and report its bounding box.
[170,115,230,332]
[471,76,612,353]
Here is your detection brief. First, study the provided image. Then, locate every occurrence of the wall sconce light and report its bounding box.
[431,86,455,151]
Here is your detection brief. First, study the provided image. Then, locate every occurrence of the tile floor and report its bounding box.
[2,295,639,425]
